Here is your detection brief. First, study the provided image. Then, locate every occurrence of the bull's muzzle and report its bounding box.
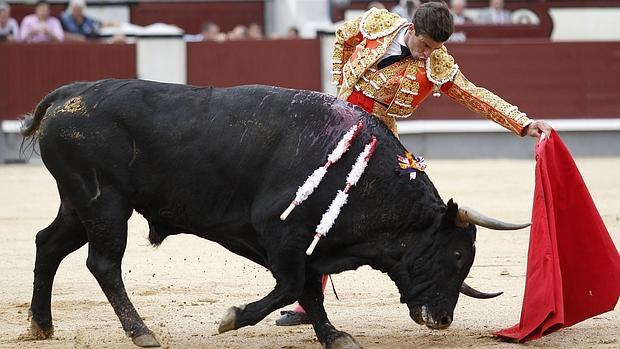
[409,305,452,330]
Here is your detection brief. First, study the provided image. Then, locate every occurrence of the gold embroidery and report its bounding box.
[372,103,398,137]
[446,71,531,135]
[360,8,407,40]
[354,59,409,104]
[373,78,401,101]
[332,16,363,86]
[334,7,408,97]
[426,46,458,85]
[386,103,416,118]
[400,80,420,95]
[385,60,419,118]
[337,29,401,100]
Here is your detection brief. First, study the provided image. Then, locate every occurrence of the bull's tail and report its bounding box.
[20,88,64,158]
[21,93,56,139]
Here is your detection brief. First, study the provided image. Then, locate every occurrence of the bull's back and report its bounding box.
[37,79,297,171]
[35,79,363,232]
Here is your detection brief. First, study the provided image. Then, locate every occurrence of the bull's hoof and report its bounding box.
[29,317,54,340]
[324,333,362,349]
[218,305,244,334]
[132,333,161,347]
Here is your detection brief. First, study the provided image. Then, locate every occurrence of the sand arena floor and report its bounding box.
[0,158,618,348]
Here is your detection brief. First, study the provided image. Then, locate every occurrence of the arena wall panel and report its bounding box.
[3,40,619,121]
[411,41,620,120]
[187,39,322,91]
[0,43,136,120]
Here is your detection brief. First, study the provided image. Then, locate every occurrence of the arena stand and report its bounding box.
[7,1,263,34]
[1,0,620,162]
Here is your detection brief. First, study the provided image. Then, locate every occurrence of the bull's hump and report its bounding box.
[290,89,334,104]
[330,99,364,123]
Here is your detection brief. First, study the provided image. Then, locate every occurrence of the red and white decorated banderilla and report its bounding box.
[306,135,378,256]
[280,119,365,221]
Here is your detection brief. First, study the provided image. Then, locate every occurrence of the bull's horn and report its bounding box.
[460,282,503,299]
[456,207,530,230]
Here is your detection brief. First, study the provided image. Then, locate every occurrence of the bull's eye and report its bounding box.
[455,251,462,260]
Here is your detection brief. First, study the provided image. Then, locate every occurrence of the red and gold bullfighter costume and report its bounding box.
[331,8,532,136]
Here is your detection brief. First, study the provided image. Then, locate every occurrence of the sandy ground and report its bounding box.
[0,158,618,349]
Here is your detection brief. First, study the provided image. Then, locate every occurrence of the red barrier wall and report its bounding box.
[187,39,322,91]
[0,43,136,120]
[2,40,618,121]
[131,1,265,34]
[413,40,620,119]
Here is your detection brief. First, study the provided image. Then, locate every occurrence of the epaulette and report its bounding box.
[426,46,459,85]
[359,8,407,40]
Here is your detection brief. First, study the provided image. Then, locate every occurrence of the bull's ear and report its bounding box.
[444,199,459,225]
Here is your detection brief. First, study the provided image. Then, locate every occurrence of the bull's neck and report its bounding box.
[309,204,442,276]
[308,115,445,275]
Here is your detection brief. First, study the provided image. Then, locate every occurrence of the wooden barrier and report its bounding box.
[187,39,322,91]
[2,40,618,121]
[0,43,136,120]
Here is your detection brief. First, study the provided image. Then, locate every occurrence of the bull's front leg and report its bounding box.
[299,273,362,349]
[218,243,306,333]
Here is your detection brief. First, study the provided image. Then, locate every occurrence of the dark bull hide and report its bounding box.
[21,79,527,348]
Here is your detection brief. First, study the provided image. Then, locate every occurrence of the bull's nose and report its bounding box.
[431,313,452,329]
[438,314,452,327]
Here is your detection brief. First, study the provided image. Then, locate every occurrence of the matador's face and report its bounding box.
[404,24,444,61]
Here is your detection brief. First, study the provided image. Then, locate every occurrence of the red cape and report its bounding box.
[495,130,620,342]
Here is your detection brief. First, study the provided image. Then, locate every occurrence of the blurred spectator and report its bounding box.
[391,0,419,21]
[248,23,263,40]
[108,33,127,44]
[61,0,100,41]
[202,21,225,41]
[268,25,295,40]
[477,0,511,24]
[184,21,226,42]
[451,0,473,24]
[227,24,247,40]
[0,2,19,42]
[20,0,63,42]
[367,1,386,10]
[286,26,299,39]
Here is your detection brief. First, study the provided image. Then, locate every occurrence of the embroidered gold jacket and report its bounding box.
[331,8,532,136]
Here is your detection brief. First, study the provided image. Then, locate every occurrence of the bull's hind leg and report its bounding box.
[218,242,306,333]
[29,202,87,339]
[80,187,160,347]
[299,273,361,349]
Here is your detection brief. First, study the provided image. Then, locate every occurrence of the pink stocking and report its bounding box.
[293,274,329,313]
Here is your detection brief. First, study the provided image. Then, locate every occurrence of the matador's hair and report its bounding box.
[413,1,454,42]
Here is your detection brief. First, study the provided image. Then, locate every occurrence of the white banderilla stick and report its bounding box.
[280,119,364,220]
[306,135,378,255]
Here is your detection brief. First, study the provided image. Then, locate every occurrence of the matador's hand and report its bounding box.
[525,120,553,138]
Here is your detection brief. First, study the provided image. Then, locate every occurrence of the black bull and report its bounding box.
[21,79,525,348]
